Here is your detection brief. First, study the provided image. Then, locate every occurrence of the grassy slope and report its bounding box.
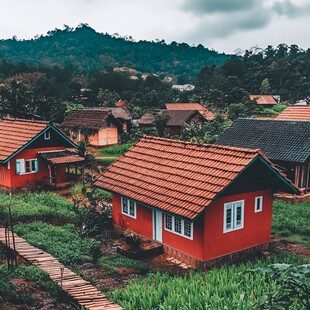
[272,199,310,247]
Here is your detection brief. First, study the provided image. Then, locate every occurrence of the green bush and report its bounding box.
[14,222,98,266]
[77,207,112,237]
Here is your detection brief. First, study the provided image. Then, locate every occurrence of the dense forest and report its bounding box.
[0,25,310,138]
[0,24,229,79]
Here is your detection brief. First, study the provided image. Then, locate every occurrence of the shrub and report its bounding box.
[77,206,113,237]
[247,263,310,309]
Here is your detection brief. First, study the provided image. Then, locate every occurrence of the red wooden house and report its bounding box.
[95,136,299,268]
[0,118,84,190]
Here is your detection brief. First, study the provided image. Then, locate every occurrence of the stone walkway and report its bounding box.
[0,228,122,310]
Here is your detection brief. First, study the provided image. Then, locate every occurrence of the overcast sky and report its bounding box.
[1,0,309,54]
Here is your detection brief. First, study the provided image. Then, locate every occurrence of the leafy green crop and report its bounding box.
[0,261,62,305]
[109,253,309,310]
[0,191,77,225]
[14,221,100,266]
[98,143,133,157]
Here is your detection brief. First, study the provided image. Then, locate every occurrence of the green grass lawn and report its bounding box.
[272,199,310,247]
[97,143,133,157]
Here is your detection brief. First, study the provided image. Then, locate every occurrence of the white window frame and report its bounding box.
[223,200,244,233]
[164,213,193,240]
[44,131,51,140]
[255,196,263,213]
[121,197,137,219]
[16,158,39,175]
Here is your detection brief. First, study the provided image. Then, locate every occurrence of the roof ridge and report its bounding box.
[3,117,49,125]
[141,135,260,154]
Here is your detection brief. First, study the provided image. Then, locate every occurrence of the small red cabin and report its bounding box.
[0,118,84,190]
[95,136,298,268]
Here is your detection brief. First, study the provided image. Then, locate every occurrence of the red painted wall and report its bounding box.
[203,189,273,260]
[9,146,64,188]
[0,163,11,188]
[111,190,273,262]
[162,215,204,260]
[112,194,153,239]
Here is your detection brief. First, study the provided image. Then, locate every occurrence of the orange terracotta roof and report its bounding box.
[0,118,49,161]
[249,95,277,105]
[95,136,275,219]
[165,103,215,121]
[275,105,310,121]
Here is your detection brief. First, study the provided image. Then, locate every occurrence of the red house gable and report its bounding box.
[0,118,83,189]
[95,136,298,268]
[0,119,48,162]
[95,136,297,219]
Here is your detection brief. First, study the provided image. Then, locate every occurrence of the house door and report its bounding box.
[153,210,163,243]
[48,165,56,185]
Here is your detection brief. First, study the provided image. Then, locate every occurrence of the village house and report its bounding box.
[217,118,310,193]
[94,136,298,268]
[138,109,205,136]
[249,94,278,107]
[99,106,133,133]
[0,118,83,190]
[61,109,119,147]
[165,103,215,121]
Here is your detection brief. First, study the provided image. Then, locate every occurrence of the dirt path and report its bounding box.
[271,235,310,258]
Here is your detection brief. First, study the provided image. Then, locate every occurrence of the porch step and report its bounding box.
[116,239,163,259]
[166,257,192,269]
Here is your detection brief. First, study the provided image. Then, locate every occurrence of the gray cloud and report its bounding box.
[181,0,310,42]
[183,0,261,14]
[182,9,271,44]
[272,0,310,18]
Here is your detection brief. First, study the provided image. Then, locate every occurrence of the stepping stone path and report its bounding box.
[0,228,122,310]
[166,257,191,269]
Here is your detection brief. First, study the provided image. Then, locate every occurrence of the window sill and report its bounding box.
[17,171,38,175]
[223,226,244,234]
[121,211,136,219]
[164,228,193,240]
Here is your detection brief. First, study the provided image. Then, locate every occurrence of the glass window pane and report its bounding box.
[122,198,128,214]
[25,161,31,173]
[174,217,182,234]
[165,214,172,230]
[226,207,232,230]
[184,220,192,237]
[236,206,242,226]
[129,200,135,217]
[256,197,262,211]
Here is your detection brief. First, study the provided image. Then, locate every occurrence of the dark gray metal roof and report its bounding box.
[216,118,310,164]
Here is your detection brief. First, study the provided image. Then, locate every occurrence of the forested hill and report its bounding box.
[0,24,230,78]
